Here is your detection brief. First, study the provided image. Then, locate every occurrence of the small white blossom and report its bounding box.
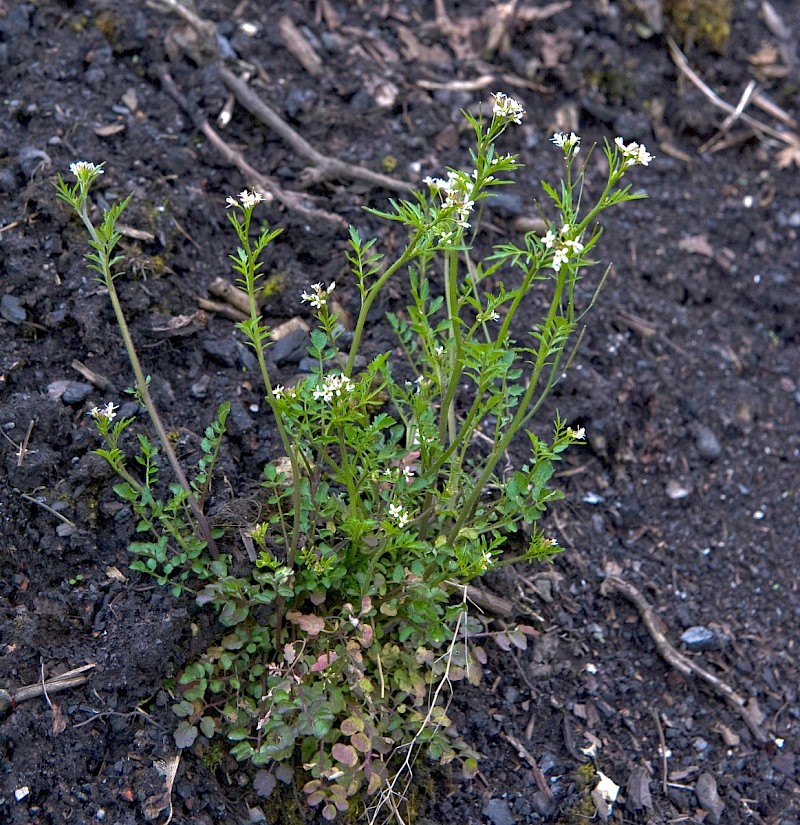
[614,137,654,167]
[300,281,336,310]
[567,426,586,440]
[312,373,355,404]
[227,189,265,209]
[550,132,581,154]
[388,502,410,528]
[401,465,414,482]
[552,247,569,271]
[541,229,557,249]
[89,402,119,421]
[478,308,501,323]
[70,161,104,180]
[492,92,525,124]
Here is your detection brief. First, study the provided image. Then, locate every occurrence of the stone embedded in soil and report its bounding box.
[60,381,93,405]
[695,772,725,824]
[695,425,722,459]
[482,797,516,825]
[681,625,722,651]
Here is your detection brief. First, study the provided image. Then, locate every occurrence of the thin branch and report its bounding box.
[601,574,770,745]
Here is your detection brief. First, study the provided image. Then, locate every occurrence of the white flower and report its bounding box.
[552,247,569,271]
[567,426,586,440]
[388,503,410,528]
[312,373,355,404]
[300,281,336,310]
[89,402,119,421]
[614,137,654,167]
[550,132,581,154]
[541,229,557,249]
[70,161,104,180]
[401,465,414,482]
[227,189,265,209]
[492,92,525,124]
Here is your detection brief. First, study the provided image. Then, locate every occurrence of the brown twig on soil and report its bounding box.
[501,732,554,799]
[651,708,669,796]
[218,67,415,194]
[464,584,515,617]
[667,36,800,150]
[600,575,770,745]
[0,663,96,714]
[155,65,346,227]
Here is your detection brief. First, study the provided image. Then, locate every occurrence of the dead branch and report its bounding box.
[218,67,415,194]
[601,574,770,745]
[667,36,800,151]
[155,65,346,227]
[0,663,96,714]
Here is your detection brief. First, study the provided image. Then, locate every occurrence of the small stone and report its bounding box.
[1,294,26,324]
[681,625,720,651]
[482,797,516,825]
[268,328,309,365]
[695,772,725,824]
[666,478,692,500]
[61,382,93,405]
[695,425,721,459]
[202,337,239,367]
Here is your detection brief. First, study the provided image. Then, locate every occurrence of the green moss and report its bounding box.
[665,0,732,53]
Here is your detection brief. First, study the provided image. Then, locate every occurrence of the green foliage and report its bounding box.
[58,98,652,821]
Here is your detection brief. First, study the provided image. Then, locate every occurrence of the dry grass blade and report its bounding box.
[279,15,322,77]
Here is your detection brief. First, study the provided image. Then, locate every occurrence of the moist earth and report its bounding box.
[1,1,799,824]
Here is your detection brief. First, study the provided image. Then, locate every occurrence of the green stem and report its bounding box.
[77,203,219,558]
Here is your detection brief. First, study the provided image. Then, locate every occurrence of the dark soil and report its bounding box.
[1,1,799,824]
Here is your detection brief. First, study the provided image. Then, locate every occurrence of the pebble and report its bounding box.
[268,328,309,365]
[482,797,516,825]
[1,294,26,324]
[16,145,51,179]
[666,478,692,500]
[695,772,725,824]
[681,625,720,651]
[202,337,239,367]
[61,382,93,405]
[695,425,722,459]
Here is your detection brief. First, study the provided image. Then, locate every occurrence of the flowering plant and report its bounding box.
[55,96,651,821]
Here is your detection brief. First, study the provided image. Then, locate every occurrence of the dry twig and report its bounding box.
[667,36,800,152]
[0,663,95,714]
[601,575,770,745]
[218,67,415,193]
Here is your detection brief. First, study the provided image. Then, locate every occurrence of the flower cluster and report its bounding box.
[312,373,355,404]
[70,161,104,181]
[387,502,410,528]
[541,224,585,271]
[88,401,119,421]
[614,137,654,167]
[272,385,297,400]
[550,131,581,155]
[226,189,265,210]
[492,92,525,124]
[423,170,476,240]
[300,281,336,310]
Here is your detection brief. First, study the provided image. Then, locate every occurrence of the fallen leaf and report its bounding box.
[286,611,325,636]
[626,765,653,811]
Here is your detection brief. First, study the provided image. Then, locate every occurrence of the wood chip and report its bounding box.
[279,15,322,77]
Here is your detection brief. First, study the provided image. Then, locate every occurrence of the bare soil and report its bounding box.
[1,1,799,824]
